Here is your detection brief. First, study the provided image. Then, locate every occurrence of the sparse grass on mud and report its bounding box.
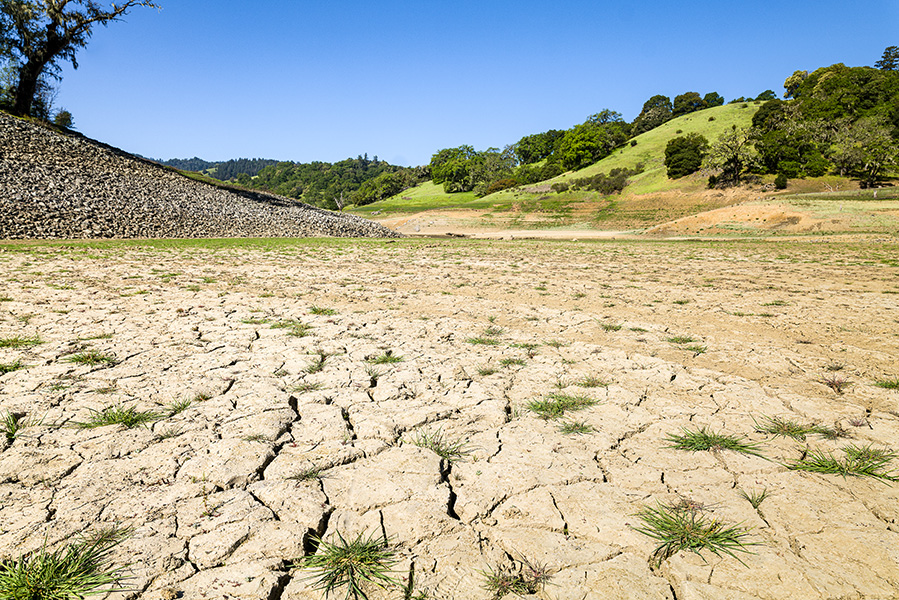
[73,404,159,429]
[665,426,764,457]
[631,502,758,566]
[298,531,398,600]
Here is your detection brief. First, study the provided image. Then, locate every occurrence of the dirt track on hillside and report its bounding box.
[1,238,898,599]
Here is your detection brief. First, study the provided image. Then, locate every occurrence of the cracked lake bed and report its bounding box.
[1,237,898,599]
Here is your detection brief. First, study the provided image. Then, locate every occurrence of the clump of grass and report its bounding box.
[298,531,398,600]
[558,420,595,435]
[825,363,844,372]
[820,374,851,394]
[575,375,608,388]
[526,393,597,420]
[66,350,117,367]
[499,358,525,367]
[599,322,622,332]
[242,316,271,325]
[737,488,769,509]
[292,381,322,393]
[466,337,500,346]
[309,306,337,316]
[685,344,707,355]
[665,426,764,457]
[483,326,504,337]
[0,335,42,349]
[753,415,814,441]
[305,352,329,374]
[786,444,898,482]
[271,320,312,337]
[409,428,470,463]
[367,350,403,364]
[193,391,212,402]
[287,467,324,482]
[672,299,691,305]
[477,366,498,376]
[165,399,191,416]
[810,423,850,440]
[544,339,568,348]
[0,412,37,443]
[875,378,899,390]
[242,434,270,443]
[73,405,160,429]
[0,526,131,599]
[631,502,758,567]
[0,360,26,375]
[480,556,551,600]
[667,335,696,345]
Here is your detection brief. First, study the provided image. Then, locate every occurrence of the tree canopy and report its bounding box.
[0,0,159,116]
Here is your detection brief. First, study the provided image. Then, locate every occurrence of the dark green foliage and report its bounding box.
[664,133,709,178]
[707,174,718,188]
[665,426,764,457]
[673,92,706,117]
[481,178,518,196]
[249,155,414,209]
[513,130,565,164]
[874,45,899,71]
[632,94,673,135]
[569,165,644,194]
[703,92,725,107]
[352,171,407,206]
[755,90,777,101]
[557,110,630,171]
[787,445,898,482]
[52,109,73,129]
[159,157,219,172]
[514,162,564,184]
[774,173,788,189]
[705,126,755,186]
[429,145,479,192]
[551,182,569,193]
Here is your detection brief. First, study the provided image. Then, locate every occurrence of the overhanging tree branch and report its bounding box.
[1,0,159,116]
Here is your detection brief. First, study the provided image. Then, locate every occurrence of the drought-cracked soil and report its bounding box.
[1,237,898,600]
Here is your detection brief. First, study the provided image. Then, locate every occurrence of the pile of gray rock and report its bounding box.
[0,112,401,239]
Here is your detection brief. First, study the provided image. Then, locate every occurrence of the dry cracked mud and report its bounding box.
[1,237,898,600]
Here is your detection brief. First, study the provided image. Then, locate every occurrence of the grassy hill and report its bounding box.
[350,102,763,229]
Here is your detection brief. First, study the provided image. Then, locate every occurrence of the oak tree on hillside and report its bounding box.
[0,0,159,117]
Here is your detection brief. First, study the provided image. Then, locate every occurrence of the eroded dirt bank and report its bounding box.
[1,238,898,599]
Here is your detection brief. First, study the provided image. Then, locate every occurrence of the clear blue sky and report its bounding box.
[55,0,897,166]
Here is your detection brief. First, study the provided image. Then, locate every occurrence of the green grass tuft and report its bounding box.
[367,350,403,364]
[558,420,595,435]
[631,502,758,567]
[786,444,898,482]
[0,360,26,375]
[0,336,42,349]
[298,531,398,600]
[73,405,160,429]
[665,426,764,457]
[526,393,597,420]
[309,306,337,316]
[66,350,116,367]
[875,378,899,390]
[408,428,471,463]
[466,337,500,346]
[0,526,130,599]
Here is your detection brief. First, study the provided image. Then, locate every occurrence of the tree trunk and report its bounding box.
[12,60,46,117]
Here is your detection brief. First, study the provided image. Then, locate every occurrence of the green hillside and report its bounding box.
[350,102,760,225]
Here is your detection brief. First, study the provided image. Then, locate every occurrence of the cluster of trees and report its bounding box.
[244,155,428,210]
[659,48,899,188]
[427,91,735,199]
[551,165,645,195]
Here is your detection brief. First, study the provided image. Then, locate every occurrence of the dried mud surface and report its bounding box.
[1,238,898,600]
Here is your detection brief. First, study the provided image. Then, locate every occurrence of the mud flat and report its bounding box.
[1,237,898,599]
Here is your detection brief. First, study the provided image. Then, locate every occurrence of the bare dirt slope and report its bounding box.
[1,238,898,599]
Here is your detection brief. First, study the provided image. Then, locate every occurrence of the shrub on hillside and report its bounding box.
[480,178,519,197]
[551,182,570,193]
[569,165,644,195]
[664,134,709,179]
[774,173,788,189]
